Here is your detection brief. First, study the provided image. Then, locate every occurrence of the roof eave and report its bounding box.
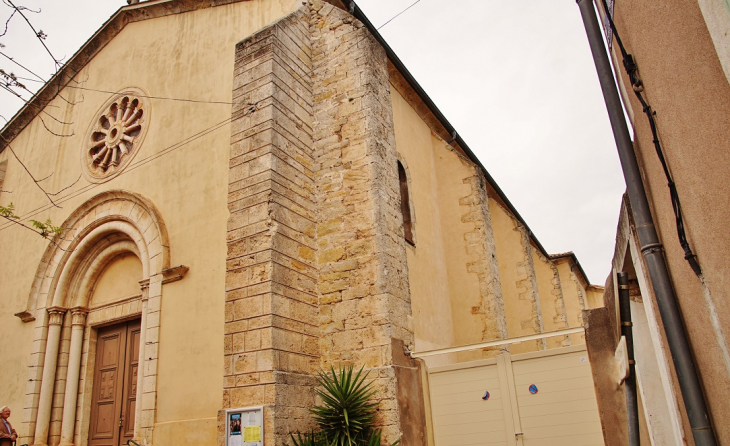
[347,1,553,260]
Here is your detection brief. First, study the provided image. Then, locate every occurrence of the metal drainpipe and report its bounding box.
[575,1,717,444]
[618,272,639,446]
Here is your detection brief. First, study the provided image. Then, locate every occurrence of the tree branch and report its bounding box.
[0,135,62,208]
[1,213,72,251]
[5,0,59,68]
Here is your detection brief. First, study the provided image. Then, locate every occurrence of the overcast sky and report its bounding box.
[0,0,625,283]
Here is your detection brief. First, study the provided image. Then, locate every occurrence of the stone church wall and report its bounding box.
[223,3,419,443]
[0,1,601,445]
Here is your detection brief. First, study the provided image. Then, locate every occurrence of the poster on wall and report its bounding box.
[226,406,264,446]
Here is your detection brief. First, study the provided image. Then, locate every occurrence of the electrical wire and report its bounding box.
[0,103,257,231]
[1,0,431,229]
[599,0,701,276]
[63,85,233,105]
[377,0,422,30]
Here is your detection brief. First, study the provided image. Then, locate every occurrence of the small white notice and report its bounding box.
[614,336,629,386]
[226,406,264,446]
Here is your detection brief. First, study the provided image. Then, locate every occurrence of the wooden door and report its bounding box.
[89,320,140,446]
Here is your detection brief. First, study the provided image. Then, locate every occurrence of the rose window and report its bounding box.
[84,93,147,180]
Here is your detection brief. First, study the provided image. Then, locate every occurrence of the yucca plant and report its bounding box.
[312,365,378,446]
[288,365,398,446]
[289,431,327,446]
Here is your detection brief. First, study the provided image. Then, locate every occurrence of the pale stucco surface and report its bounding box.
[532,248,569,349]
[89,254,143,308]
[489,200,540,355]
[555,260,587,346]
[607,0,730,441]
[390,88,456,367]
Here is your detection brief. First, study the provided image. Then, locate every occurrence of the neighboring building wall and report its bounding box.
[696,0,730,84]
[608,0,730,441]
[586,199,689,446]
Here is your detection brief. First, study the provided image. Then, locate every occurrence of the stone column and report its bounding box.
[133,279,150,442]
[33,306,67,446]
[222,8,318,445]
[59,307,89,446]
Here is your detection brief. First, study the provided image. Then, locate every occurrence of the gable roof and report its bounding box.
[550,251,593,286]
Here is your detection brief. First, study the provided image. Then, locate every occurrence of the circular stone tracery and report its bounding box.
[84,91,148,181]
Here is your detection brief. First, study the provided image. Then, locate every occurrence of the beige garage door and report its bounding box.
[429,362,509,446]
[428,346,604,446]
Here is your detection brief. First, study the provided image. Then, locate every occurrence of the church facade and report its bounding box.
[0,1,603,445]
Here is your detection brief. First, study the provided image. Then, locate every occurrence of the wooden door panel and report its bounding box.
[90,326,126,446]
[120,322,141,444]
[94,402,116,438]
[90,320,141,446]
[99,336,121,368]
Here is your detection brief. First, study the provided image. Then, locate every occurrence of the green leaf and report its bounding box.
[310,365,380,446]
[0,203,20,220]
[29,218,63,238]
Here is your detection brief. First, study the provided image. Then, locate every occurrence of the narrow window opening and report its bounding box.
[398,161,414,245]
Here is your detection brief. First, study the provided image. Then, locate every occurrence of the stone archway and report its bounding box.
[17,190,183,446]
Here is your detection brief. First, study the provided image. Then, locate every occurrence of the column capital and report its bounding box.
[46,306,67,326]
[70,307,89,327]
[139,278,150,302]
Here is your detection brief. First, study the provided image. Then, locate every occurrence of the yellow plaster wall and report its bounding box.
[89,253,143,308]
[391,85,537,365]
[555,260,587,345]
[390,87,456,367]
[531,247,568,349]
[432,146,494,363]
[0,0,300,442]
[585,286,604,309]
[489,200,539,354]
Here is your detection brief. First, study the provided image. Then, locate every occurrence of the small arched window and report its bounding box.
[398,161,414,245]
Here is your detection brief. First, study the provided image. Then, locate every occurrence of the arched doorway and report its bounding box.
[15,191,181,446]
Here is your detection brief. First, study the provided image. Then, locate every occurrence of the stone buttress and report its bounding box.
[222,3,421,445]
